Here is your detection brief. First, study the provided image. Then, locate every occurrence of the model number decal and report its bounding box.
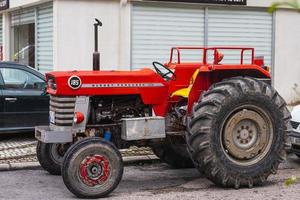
[81,83,164,88]
[68,76,82,90]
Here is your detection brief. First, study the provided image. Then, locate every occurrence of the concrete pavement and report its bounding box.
[1,134,300,199]
[0,159,300,200]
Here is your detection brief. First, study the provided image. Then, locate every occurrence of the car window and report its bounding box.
[0,68,45,90]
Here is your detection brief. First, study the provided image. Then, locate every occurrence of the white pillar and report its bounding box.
[52,0,58,71]
[2,12,10,61]
[118,0,131,70]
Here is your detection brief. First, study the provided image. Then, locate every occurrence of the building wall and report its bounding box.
[53,0,131,71]
[274,9,300,105]
[9,0,51,9]
[52,0,276,72]
[247,0,274,8]
[2,0,300,104]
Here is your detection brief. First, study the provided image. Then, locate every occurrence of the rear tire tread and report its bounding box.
[187,77,291,188]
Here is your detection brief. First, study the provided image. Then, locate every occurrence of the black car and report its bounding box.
[0,62,49,133]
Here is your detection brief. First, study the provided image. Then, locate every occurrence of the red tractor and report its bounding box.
[35,21,290,198]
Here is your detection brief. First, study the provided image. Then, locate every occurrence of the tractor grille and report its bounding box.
[50,95,76,126]
[291,121,300,129]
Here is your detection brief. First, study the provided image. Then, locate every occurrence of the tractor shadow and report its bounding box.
[114,162,284,197]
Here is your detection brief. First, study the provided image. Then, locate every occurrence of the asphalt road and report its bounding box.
[0,157,300,200]
[1,133,300,200]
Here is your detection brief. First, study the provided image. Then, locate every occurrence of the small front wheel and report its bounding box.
[36,142,68,175]
[62,137,123,198]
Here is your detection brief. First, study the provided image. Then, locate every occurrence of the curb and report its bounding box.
[0,155,160,172]
[123,154,160,165]
[0,162,41,171]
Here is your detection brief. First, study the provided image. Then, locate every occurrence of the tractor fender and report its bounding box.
[187,66,271,114]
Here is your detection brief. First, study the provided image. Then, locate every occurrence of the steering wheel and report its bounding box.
[152,61,176,81]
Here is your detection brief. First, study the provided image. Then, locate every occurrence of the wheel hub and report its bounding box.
[222,106,273,166]
[79,155,110,186]
[233,119,258,150]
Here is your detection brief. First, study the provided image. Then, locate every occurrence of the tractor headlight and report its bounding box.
[74,112,85,124]
[47,76,57,90]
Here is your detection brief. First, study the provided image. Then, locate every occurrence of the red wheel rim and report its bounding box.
[79,154,110,186]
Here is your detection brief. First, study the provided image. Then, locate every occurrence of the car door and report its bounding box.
[0,82,4,129]
[0,67,49,132]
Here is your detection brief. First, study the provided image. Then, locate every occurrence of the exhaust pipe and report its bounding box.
[93,18,102,71]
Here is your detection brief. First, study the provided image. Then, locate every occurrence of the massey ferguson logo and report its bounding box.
[68,76,82,90]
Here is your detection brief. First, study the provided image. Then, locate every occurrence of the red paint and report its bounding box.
[46,47,271,117]
[79,155,110,186]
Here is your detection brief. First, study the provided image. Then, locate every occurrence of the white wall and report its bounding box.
[53,0,131,71]
[9,0,51,9]
[247,0,277,8]
[2,12,10,60]
[274,9,300,104]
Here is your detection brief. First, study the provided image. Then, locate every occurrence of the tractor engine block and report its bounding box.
[86,95,152,148]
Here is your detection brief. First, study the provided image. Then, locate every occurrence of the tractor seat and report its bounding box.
[171,69,200,98]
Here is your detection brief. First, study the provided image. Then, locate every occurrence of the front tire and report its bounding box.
[36,142,68,175]
[187,77,291,188]
[62,137,123,198]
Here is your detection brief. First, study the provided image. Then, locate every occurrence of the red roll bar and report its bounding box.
[169,47,255,65]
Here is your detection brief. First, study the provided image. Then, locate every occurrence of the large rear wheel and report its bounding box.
[62,137,123,198]
[187,77,291,188]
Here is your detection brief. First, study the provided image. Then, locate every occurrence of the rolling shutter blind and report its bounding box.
[207,9,273,66]
[11,8,35,26]
[36,3,53,73]
[132,3,205,69]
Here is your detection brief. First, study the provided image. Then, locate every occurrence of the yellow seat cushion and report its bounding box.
[171,87,191,98]
[171,69,200,98]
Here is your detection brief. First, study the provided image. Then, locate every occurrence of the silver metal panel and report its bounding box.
[35,126,73,143]
[131,3,205,69]
[50,96,76,102]
[207,8,273,66]
[50,95,76,126]
[50,101,75,108]
[121,117,165,141]
[50,124,72,132]
[72,96,90,133]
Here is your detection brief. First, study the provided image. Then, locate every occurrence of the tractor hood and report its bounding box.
[46,68,169,105]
